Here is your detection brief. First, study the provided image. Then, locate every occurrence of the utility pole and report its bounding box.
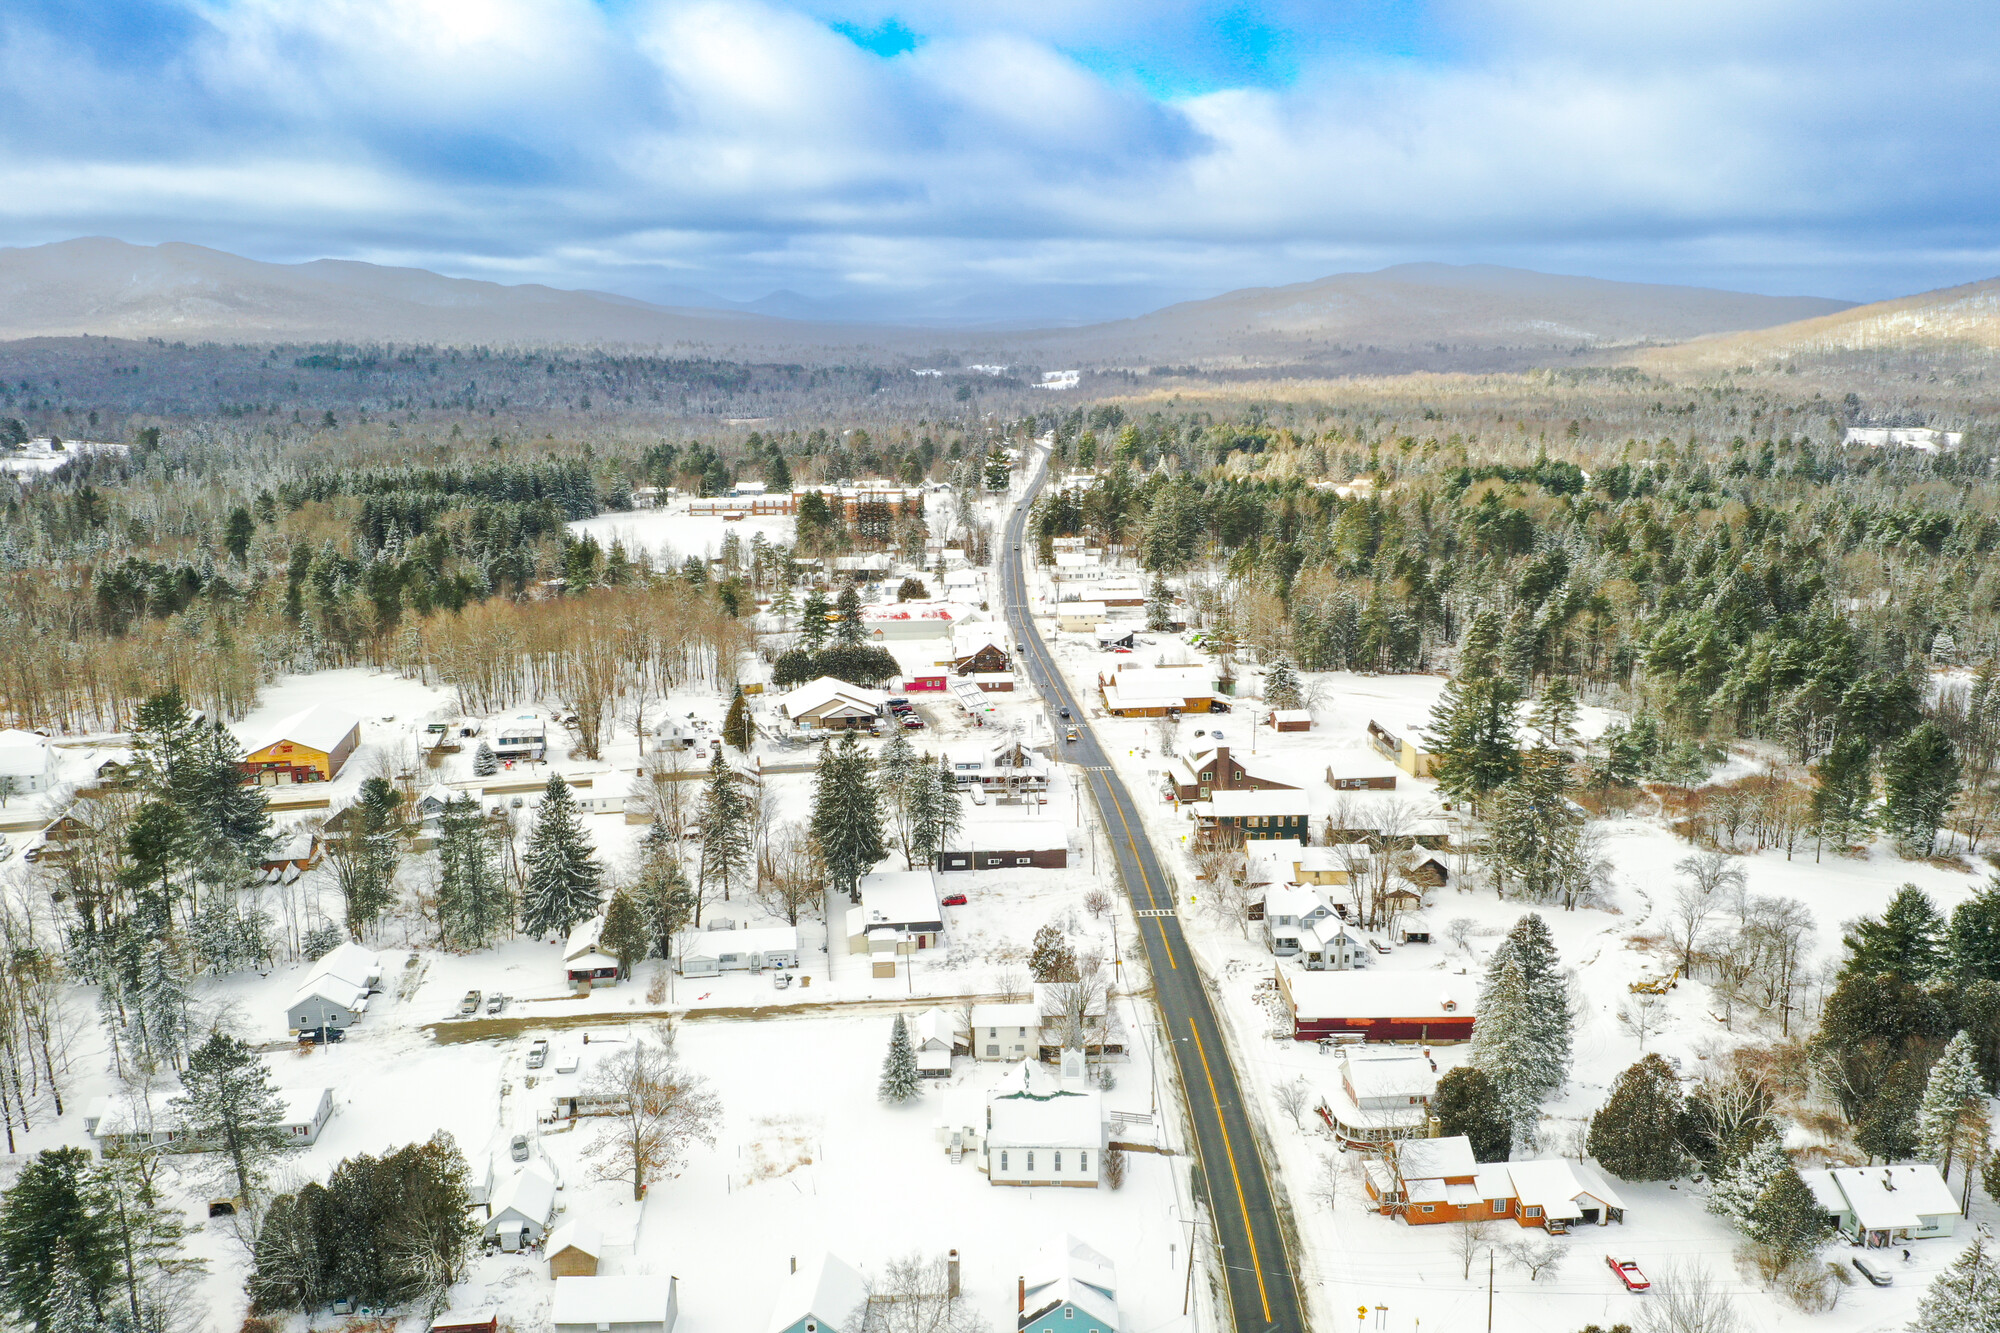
[1487,1251,1494,1332]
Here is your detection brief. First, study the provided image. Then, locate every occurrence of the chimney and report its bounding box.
[1018,1276,1026,1315]
[790,1255,798,1274]
[948,1250,961,1300]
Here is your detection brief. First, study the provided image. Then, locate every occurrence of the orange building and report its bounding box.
[240,706,361,784]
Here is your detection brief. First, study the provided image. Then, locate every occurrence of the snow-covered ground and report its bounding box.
[567,505,795,566]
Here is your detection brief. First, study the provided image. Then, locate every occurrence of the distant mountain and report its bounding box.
[1000,263,1854,368]
[0,238,910,354]
[0,241,1855,369]
[1632,275,2000,371]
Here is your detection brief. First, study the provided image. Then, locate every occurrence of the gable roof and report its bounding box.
[490,1165,557,1226]
[246,704,359,755]
[1022,1235,1118,1331]
[0,730,52,778]
[546,1219,602,1259]
[1340,1048,1437,1102]
[1282,971,1475,1022]
[1200,789,1312,818]
[766,1252,869,1333]
[1394,1134,1477,1181]
[778,676,888,719]
[551,1276,674,1325]
[1825,1164,1958,1229]
[986,1063,1102,1148]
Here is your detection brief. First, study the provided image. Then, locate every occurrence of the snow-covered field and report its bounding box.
[568,506,795,566]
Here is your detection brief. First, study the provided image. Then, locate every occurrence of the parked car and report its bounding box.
[510,1134,530,1162]
[459,990,482,1016]
[297,1026,345,1046]
[941,892,968,907]
[485,993,506,1015]
[1369,938,1392,954]
[1852,1258,1893,1287]
[526,1038,551,1069]
[0,843,12,863]
[1606,1256,1650,1292]
[901,717,923,730]
[1210,701,1231,713]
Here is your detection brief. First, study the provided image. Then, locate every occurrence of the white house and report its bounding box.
[490,714,548,761]
[551,1276,679,1333]
[1799,1164,1960,1247]
[984,1059,1105,1187]
[0,730,57,797]
[941,740,1050,795]
[485,1164,558,1251]
[913,1008,959,1077]
[1019,1236,1119,1333]
[766,1252,869,1333]
[677,925,801,976]
[1262,885,1340,956]
[565,916,622,992]
[969,1001,1040,1062]
[84,1085,333,1155]
[1321,1047,1437,1149]
[845,871,945,955]
[285,943,380,1033]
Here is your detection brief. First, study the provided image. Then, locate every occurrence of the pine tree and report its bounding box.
[0,1149,117,1332]
[696,750,752,909]
[1810,735,1874,851]
[1470,915,1572,1150]
[472,741,499,777]
[1431,1067,1509,1162]
[1909,1237,2000,1333]
[876,729,922,866]
[1841,884,1948,982]
[1145,576,1173,632]
[834,587,865,647]
[1882,721,1961,858]
[1745,1166,1835,1266]
[137,942,193,1071]
[1426,673,1522,812]
[1528,675,1581,751]
[1586,1055,1685,1180]
[722,687,753,753]
[907,756,963,870]
[1949,882,2000,983]
[879,1014,922,1102]
[1706,1134,1790,1229]
[1029,923,1078,983]
[767,452,792,492]
[519,775,604,939]
[633,824,697,960]
[810,735,885,902]
[180,719,273,863]
[1854,1057,1926,1163]
[800,589,832,649]
[437,795,509,950]
[1263,656,1303,711]
[1918,1030,1989,1184]
[173,1033,295,1207]
[327,776,405,937]
[601,888,651,978]
[42,1240,101,1333]
[769,581,799,628]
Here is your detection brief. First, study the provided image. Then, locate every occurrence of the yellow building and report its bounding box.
[240,706,361,784]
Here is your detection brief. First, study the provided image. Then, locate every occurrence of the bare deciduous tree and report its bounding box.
[1638,1261,1743,1333]
[865,1251,988,1333]
[1273,1078,1312,1130]
[1505,1237,1567,1282]
[585,1035,721,1201]
[1454,1218,1497,1280]
[1619,992,1665,1051]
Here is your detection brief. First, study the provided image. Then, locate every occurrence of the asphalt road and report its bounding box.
[999,451,1306,1333]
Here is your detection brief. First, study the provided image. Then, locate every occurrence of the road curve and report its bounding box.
[999,449,1306,1333]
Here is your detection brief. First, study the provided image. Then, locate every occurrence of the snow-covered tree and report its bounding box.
[1910,1237,2000,1333]
[1744,1166,1834,1267]
[810,735,884,902]
[1918,1029,1990,1183]
[1263,656,1303,711]
[1706,1134,1790,1230]
[472,741,499,778]
[1029,923,1079,983]
[907,756,963,870]
[1469,914,1572,1149]
[722,686,753,753]
[1586,1055,1685,1180]
[876,730,923,866]
[695,751,752,910]
[879,1015,922,1103]
[172,1032,296,1206]
[437,794,510,949]
[520,775,604,939]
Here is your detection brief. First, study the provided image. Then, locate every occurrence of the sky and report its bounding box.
[5,0,2000,323]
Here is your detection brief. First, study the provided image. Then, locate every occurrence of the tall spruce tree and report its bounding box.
[173,1032,295,1207]
[1810,735,1874,852]
[326,776,404,938]
[1881,721,1961,858]
[1909,1237,2000,1333]
[1917,1030,1989,1186]
[0,1149,117,1333]
[800,589,832,649]
[1263,657,1303,711]
[722,686,753,753]
[907,756,963,871]
[810,734,884,902]
[472,740,499,777]
[1586,1055,1686,1180]
[1745,1166,1835,1267]
[1949,882,2000,983]
[695,750,752,909]
[1426,673,1522,812]
[879,1014,922,1103]
[601,889,651,978]
[876,729,923,867]
[1469,914,1572,1149]
[520,774,604,939]
[1528,675,1581,752]
[1431,1067,1509,1162]
[834,587,865,647]
[1706,1134,1790,1230]
[1841,884,1948,983]
[437,795,509,949]
[633,824,697,960]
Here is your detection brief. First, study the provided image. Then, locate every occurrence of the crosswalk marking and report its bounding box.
[1136,908,1177,918]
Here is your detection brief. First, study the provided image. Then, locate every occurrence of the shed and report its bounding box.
[547,1220,603,1279]
[551,1275,679,1333]
[427,1311,500,1333]
[1269,709,1312,732]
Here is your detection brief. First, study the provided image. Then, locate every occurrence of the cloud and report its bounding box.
[0,0,1996,313]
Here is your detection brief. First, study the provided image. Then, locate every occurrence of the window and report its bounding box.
[1079,1151,1088,1173]
[1054,1151,1063,1171]
[1491,1200,1506,1214]
[1420,1205,1434,1214]
[1000,1151,1009,1171]
[1524,1206,1542,1218]
[986,1044,999,1056]
[1026,1152,1035,1172]
[1016,857,1030,865]
[1064,1312,1073,1321]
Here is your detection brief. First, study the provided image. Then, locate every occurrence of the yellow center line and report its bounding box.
[1189,1023,1275,1325]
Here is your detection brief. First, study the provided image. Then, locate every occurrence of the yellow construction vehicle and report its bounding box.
[1629,966,1680,995]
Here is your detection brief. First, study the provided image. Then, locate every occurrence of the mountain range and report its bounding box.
[0,237,1867,368]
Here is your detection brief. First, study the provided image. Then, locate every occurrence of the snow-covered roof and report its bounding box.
[1022,1235,1118,1331]
[289,976,367,1016]
[89,1085,328,1136]
[1825,1164,1958,1229]
[551,1276,674,1325]
[1271,709,1312,724]
[778,676,887,720]
[244,704,359,755]
[681,925,800,959]
[1283,971,1475,1022]
[426,1309,498,1332]
[1501,1159,1621,1220]
[1299,846,1368,872]
[1395,1135,1477,1180]
[1340,1048,1437,1102]
[564,916,605,961]
[490,1165,557,1226]
[1262,885,1329,920]
[951,624,1006,655]
[986,1065,1103,1149]
[857,870,942,927]
[0,730,52,777]
[914,1008,958,1049]
[955,819,1067,853]
[1101,665,1214,708]
[765,1252,869,1333]
[546,1220,602,1259]
[308,941,380,990]
[971,1001,1040,1029]
[1243,838,1305,884]
[1797,1168,1848,1216]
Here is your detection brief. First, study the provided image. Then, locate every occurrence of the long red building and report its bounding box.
[1276,969,1477,1043]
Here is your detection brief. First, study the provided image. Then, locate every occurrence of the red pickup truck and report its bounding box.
[1606,1256,1650,1292]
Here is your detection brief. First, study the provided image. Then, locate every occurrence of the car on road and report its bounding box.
[941,892,968,907]
[1606,1256,1650,1292]
[459,990,482,1016]
[1065,727,1079,743]
[485,993,506,1015]
[526,1038,550,1069]
[510,1133,530,1162]
[1058,707,1071,719]
[1852,1258,1893,1287]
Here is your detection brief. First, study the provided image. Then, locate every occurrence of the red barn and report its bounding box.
[1276,969,1476,1043]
